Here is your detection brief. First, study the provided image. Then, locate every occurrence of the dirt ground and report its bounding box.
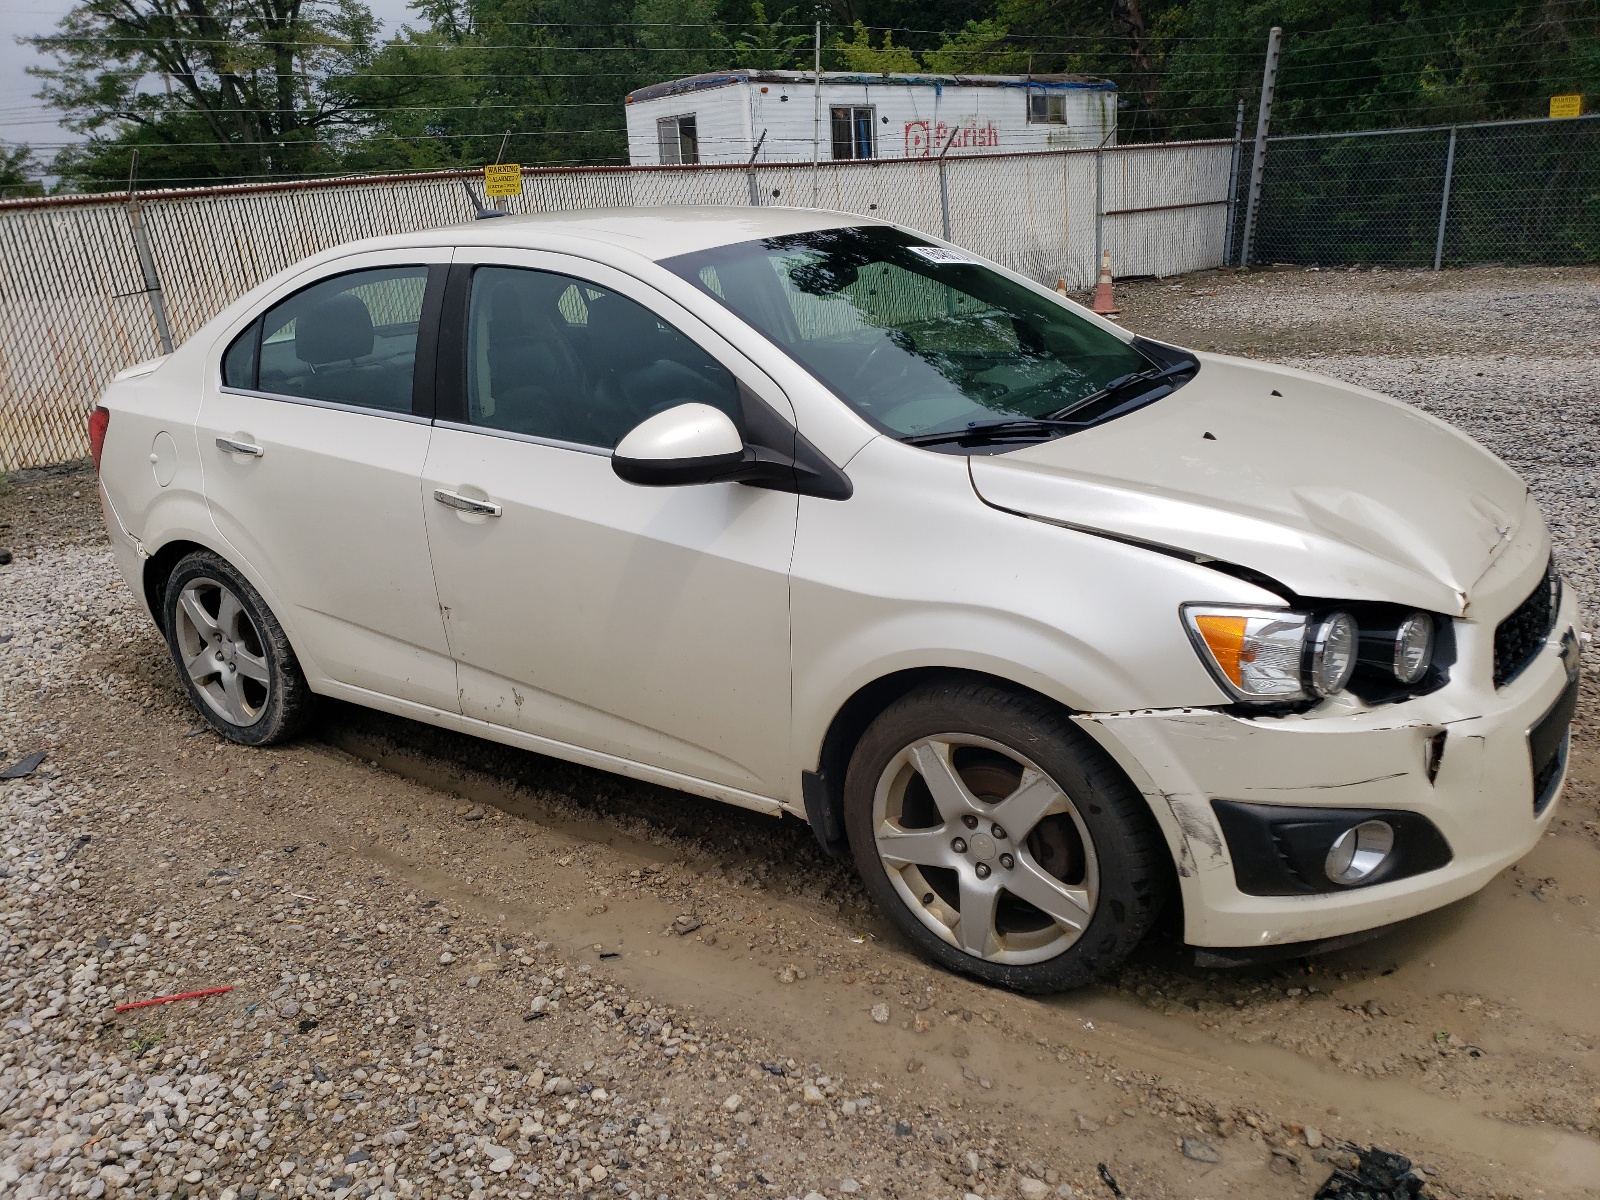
[3,265,1599,1200]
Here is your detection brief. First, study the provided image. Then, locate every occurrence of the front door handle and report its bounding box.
[216,437,263,457]
[433,488,503,518]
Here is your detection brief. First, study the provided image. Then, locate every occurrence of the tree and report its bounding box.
[0,145,46,199]
[29,0,382,190]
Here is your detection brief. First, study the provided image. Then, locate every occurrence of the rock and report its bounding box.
[1181,1137,1221,1163]
[803,1085,826,1105]
[1304,1126,1323,1149]
[723,1093,742,1111]
[870,1003,890,1024]
[672,914,702,935]
[589,1164,607,1182]
[438,951,455,964]
[463,805,486,820]
[1076,1114,1098,1132]
[840,1180,860,1194]
[278,1000,300,1018]
[1019,1178,1052,1200]
[98,1165,130,1188]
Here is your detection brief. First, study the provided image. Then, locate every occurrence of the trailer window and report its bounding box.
[1028,91,1069,124]
[657,114,699,165]
[831,106,876,160]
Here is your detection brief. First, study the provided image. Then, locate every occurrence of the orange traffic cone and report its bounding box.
[1090,249,1120,316]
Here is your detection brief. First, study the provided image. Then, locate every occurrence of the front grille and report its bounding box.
[1493,558,1559,687]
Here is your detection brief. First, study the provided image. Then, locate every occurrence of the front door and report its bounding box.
[198,251,459,711]
[421,251,797,800]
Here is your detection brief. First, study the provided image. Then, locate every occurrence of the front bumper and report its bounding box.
[1075,583,1581,949]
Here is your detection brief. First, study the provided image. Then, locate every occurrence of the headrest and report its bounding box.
[585,292,667,365]
[296,293,374,365]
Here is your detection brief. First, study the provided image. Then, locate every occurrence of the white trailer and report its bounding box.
[624,71,1117,166]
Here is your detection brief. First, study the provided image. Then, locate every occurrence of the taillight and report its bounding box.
[88,405,110,473]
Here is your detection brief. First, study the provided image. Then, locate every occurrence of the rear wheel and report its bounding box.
[843,681,1167,992]
[162,551,313,745]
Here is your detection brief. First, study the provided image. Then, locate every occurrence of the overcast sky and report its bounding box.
[1,0,417,155]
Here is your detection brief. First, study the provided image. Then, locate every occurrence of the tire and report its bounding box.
[843,680,1168,993]
[161,550,314,746]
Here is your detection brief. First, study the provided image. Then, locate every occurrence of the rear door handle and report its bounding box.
[433,488,503,518]
[216,437,263,457]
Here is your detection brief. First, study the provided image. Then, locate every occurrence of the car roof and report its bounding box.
[384,205,879,263]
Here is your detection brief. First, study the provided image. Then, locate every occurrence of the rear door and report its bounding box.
[198,249,459,712]
[420,249,798,799]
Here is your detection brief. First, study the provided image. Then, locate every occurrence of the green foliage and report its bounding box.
[30,0,382,191]
[0,144,45,199]
[24,0,1600,184]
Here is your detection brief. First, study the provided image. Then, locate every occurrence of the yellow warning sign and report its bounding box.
[484,163,522,197]
[1549,94,1583,119]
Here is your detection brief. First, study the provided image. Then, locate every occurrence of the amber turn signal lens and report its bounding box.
[1193,614,1249,685]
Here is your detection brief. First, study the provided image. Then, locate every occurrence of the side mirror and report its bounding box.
[611,403,749,487]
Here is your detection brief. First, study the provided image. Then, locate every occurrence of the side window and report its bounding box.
[221,319,259,389]
[465,266,741,449]
[255,267,428,413]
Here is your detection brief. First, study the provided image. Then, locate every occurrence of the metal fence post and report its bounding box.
[1239,25,1283,268]
[124,154,173,355]
[937,127,959,241]
[1433,125,1458,271]
[745,129,768,206]
[1094,147,1104,269]
[1223,98,1246,266]
[811,22,822,207]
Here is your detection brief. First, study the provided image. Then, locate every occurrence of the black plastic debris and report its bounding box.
[1097,1163,1123,1197]
[0,751,46,779]
[1315,1146,1426,1200]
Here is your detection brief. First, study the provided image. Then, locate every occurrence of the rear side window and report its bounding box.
[222,319,260,389]
[463,266,740,449]
[253,267,429,413]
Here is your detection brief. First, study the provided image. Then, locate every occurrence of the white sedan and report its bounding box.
[90,207,1580,991]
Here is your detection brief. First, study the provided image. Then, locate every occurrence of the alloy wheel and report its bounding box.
[173,577,271,726]
[872,734,1099,965]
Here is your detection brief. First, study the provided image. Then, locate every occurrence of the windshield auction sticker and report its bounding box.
[907,246,978,265]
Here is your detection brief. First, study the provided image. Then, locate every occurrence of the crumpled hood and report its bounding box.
[968,354,1536,616]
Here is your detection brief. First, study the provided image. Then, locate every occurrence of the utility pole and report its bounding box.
[1238,25,1282,269]
[812,21,822,207]
[1222,98,1246,266]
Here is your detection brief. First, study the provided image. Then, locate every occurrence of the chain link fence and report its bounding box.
[5,113,1588,473]
[1243,113,1600,269]
[0,140,1234,471]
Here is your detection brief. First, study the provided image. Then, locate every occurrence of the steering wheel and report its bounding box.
[845,339,890,389]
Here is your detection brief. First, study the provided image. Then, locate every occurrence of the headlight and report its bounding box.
[1357,611,1436,685]
[1306,611,1358,696]
[1183,606,1358,704]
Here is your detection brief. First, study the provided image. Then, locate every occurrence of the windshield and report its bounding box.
[661,225,1168,446]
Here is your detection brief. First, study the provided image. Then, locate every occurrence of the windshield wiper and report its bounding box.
[899,417,1081,447]
[1044,356,1198,421]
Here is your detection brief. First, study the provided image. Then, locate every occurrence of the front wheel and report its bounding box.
[162,550,314,745]
[843,681,1169,993]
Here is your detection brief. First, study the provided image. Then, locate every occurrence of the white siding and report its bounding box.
[626,79,1117,166]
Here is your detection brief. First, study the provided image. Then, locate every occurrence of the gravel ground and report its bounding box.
[3,265,1599,1200]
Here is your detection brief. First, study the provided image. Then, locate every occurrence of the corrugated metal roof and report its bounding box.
[625,70,1115,105]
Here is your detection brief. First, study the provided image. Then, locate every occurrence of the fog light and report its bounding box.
[1324,820,1395,885]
